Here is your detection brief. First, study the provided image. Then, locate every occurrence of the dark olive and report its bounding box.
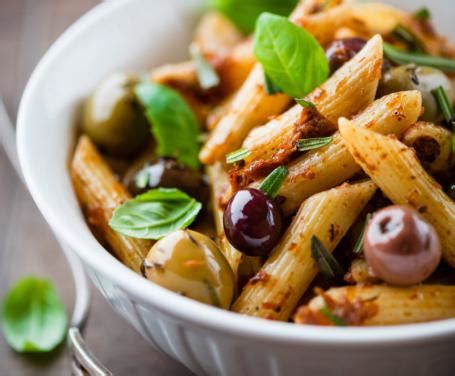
[82,72,149,156]
[123,157,208,202]
[363,205,441,285]
[378,65,453,123]
[223,188,283,257]
[143,230,235,308]
[325,37,367,73]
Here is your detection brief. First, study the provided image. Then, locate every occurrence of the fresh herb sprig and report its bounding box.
[297,136,333,152]
[135,82,201,169]
[295,98,315,108]
[311,235,344,280]
[254,13,329,98]
[210,0,298,33]
[353,213,372,255]
[383,43,455,72]
[226,148,251,164]
[109,188,202,239]
[190,43,220,90]
[391,24,426,53]
[432,86,455,152]
[2,277,67,353]
[320,306,347,326]
[414,7,431,22]
[259,166,288,198]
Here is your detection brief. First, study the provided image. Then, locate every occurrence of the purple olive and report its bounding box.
[325,37,367,73]
[363,205,441,285]
[223,188,283,257]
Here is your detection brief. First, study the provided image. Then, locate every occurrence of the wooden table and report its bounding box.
[0,1,192,374]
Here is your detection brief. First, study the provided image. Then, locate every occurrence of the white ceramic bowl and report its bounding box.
[17,0,455,375]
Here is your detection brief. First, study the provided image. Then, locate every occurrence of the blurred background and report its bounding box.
[0,0,191,374]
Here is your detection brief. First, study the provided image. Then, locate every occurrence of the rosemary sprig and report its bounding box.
[259,166,288,198]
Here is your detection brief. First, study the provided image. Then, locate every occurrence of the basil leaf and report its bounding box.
[383,43,455,72]
[259,166,288,198]
[135,82,201,169]
[264,73,283,95]
[109,188,202,239]
[254,13,329,98]
[189,43,220,90]
[320,306,347,326]
[311,235,344,280]
[295,98,315,108]
[2,277,67,353]
[226,148,251,163]
[414,7,431,21]
[210,0,298,34]
[297,136,333,152]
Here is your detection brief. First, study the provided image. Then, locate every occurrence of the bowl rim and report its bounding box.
[17,0,455,347]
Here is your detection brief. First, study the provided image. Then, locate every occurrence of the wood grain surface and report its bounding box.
[0,0,192,374]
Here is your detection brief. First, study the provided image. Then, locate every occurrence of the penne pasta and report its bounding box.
[71,136,152,273]
[232,180,377,321]
[338,120,455,267]
[402,122,453,173]
[252,90,422,215]
[295,284,455,326]
[239,35,383,181]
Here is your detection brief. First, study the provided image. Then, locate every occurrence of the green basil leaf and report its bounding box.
[226,148,251,163]
[259,166,288,198]
[295,98,315,108]
[297,136,333,152]
[210,0,298,34]
[135,82,201,169]
[319,306,347,326]
[109,188,202,239]
[254,13,329,98]
[189,43,220,90]
[2,277,67,353]
[264,73,283,95]
[383,43,455,72]
[414,7,431,21]
[311,235,344,280]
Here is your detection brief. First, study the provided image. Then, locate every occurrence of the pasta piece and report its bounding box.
[402,122,452,173]
[206,94,234,131]
[207,163,244,277]
[252,90,421,215]
[240,35,383,178]
[200,0,340,164]
[339,120,455,267]
[232,180,377,321]
[345,259,378,284]
[295,284,455,326]
[193,11,243,56]
[71,136,152,273]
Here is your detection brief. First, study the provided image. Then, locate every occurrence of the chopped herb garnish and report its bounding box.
[353,213,372,255]
[320,306,347,326]
[259,166,288,198]
[226,148,251,163]
[432,86,455,152]
[264,73,283,95]
[297,136,333,152]
[311,235,344,280]
[295,98,315,108]
[391,24,426,53]
[383,43,455,72]
[189,43,220,90]
[414,7,431,21]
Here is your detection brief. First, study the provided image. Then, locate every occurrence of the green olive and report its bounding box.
[143,230,235,309]
[82,72,149,156]
[378,65,453,123]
